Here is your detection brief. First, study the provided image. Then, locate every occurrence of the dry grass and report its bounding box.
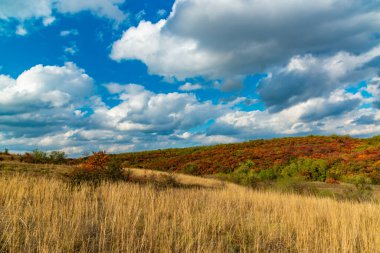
[0,174,379,252]
[128,168,224,189]
[0,161,73,177]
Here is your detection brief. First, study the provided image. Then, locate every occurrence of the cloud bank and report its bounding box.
[111,0,380,79]
[2,0,380,155]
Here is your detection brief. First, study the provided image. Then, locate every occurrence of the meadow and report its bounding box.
[0,169,379,253]
[1,136,380,252]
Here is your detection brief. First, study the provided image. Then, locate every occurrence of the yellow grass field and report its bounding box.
[0,170,379,252]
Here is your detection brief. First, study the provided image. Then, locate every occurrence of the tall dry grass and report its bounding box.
[0,174,379,252]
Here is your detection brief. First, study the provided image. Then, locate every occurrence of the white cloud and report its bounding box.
[42,16,55,26]
[60,29,79,37]
[94,83,224,133]
[111,19,229,79]
[179,82,202,91]
[64,45,78,55]
[55,0,126,24]
[192,134,239,145]
[0,62,92,114]
[0,0,127,31]
[0,0,53,20]
[16,25,27,36]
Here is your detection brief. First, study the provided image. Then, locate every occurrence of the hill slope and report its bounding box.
[116,135,380,184]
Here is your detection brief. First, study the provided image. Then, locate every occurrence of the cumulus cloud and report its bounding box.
[1,62,380,156]
[258,46,380,111]
[0,62,92,114]
[208,89,371,138]
[0,67,231,155]
[111,0,380,81]
[0,62,93,147]
[94,83,224,133]
[111,20,227,79]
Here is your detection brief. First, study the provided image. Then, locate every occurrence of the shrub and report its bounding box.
[20,150,66,164]
[67,152,129,186]
[159,173,180,188]
[257,169,276,180]
[20,153,34,163]
[80,151,109,171]
[106,157,127,181]
[181,163,199,175]
[217,160,258,188]
[31,149,48,163]
[281,158,328,182]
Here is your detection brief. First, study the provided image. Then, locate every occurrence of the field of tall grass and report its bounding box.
[0,172,379,252]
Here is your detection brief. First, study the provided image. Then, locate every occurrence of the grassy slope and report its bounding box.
[0,172,379,252]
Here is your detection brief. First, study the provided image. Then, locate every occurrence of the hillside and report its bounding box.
[0,150,379,251]
[116,135,380,184]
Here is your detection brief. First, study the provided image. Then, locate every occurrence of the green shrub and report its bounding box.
[216,160,258,188]
[106,157,127,181]
[281,158,328,181]
[31,149,48,163]
[257,168,276,180]
[181,163,198,175]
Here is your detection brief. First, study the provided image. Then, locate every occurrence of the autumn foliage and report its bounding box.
[116,135,380,184]
[69,151,127,185]
[80,151,109,171]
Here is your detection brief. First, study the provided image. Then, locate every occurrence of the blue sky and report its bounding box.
[0,0,380,156]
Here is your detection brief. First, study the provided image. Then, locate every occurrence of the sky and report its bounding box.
[0,0,380,156]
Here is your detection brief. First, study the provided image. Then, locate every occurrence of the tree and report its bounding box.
[49,151,66,164]
[31,149,48,163]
